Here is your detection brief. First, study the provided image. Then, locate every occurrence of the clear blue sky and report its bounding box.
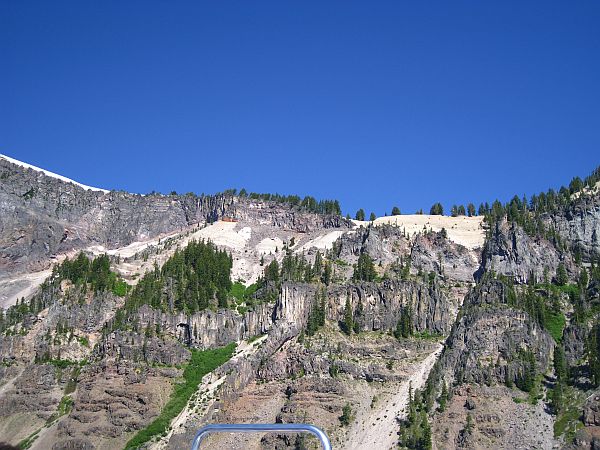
[1,1,599,216]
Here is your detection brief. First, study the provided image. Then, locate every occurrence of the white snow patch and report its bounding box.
[1,153,109,193]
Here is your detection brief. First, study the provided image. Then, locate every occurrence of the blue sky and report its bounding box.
[1,1,599,216]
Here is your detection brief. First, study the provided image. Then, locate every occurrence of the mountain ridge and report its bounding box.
[0,157,599,450]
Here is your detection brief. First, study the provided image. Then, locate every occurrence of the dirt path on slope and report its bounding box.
[343,343,443,450]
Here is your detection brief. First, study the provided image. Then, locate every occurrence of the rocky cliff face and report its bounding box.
[410,231,480,282]
[426,278,558,450]
[229,200,351,232]
[574,389,600,449]
[426,194,600,449]
[436,279,554,386]
[0,265,460,449]
[546,195,600,262]
[98,277,457,356]
[329,224,409,280]
[0,157,234,273]
[479,219,578,284]
[266,278,458,339]
[333,223,479,282]
[0,158,349,276]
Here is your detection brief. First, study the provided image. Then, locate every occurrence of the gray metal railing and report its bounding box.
[190,423,332,450]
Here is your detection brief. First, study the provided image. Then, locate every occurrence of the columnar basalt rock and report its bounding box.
[278,279,457,335]
[229,200,351,232]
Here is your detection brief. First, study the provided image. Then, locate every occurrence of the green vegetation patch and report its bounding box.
[554,283,580,297]
[112,279,129,297]
[45,358,79,369]
[398,388,432,450]
[77,335,90,347]
[57,253,122,293]
[412,330,443,341]
[230,282,259,306]
[124,343,236,449]
[46,395,74,424]
[248,334,266,344]
[554,385,585,442]
[545,310,566,343]
[18,428,41,449]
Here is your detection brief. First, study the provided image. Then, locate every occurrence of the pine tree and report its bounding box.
[264,259,281,284]
[322,261,332,285]
[318,289,326,327]
[355,209,366,221]
[554,344,568,381]
[421,420,433,450]
[516,350,537,392]
[569,176,584,193]
[398,382,432,450]
[394,306,413,339]
[438,382,448,412]
[353,253,377,282]
[550,380,564,413]
[430,203,444,215]
[589,323,600,386]
[306,301,319,336]
[465,413,474,434]
[313,251,323,281]
[392,206,401,216]
[306,289,326,336]
[556,263,568,286]
[369,212,376,221]
[339,403,353,426]
[353,297,363,334]
[579,267,589,289]
[467,203,476,217]
[342,296,353,335]
[401,259,411,280]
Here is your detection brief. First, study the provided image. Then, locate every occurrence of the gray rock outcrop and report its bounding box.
[435,279,554,386]
[479,219,577,284]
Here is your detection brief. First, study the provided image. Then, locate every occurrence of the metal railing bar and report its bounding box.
[190,423,332,450]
